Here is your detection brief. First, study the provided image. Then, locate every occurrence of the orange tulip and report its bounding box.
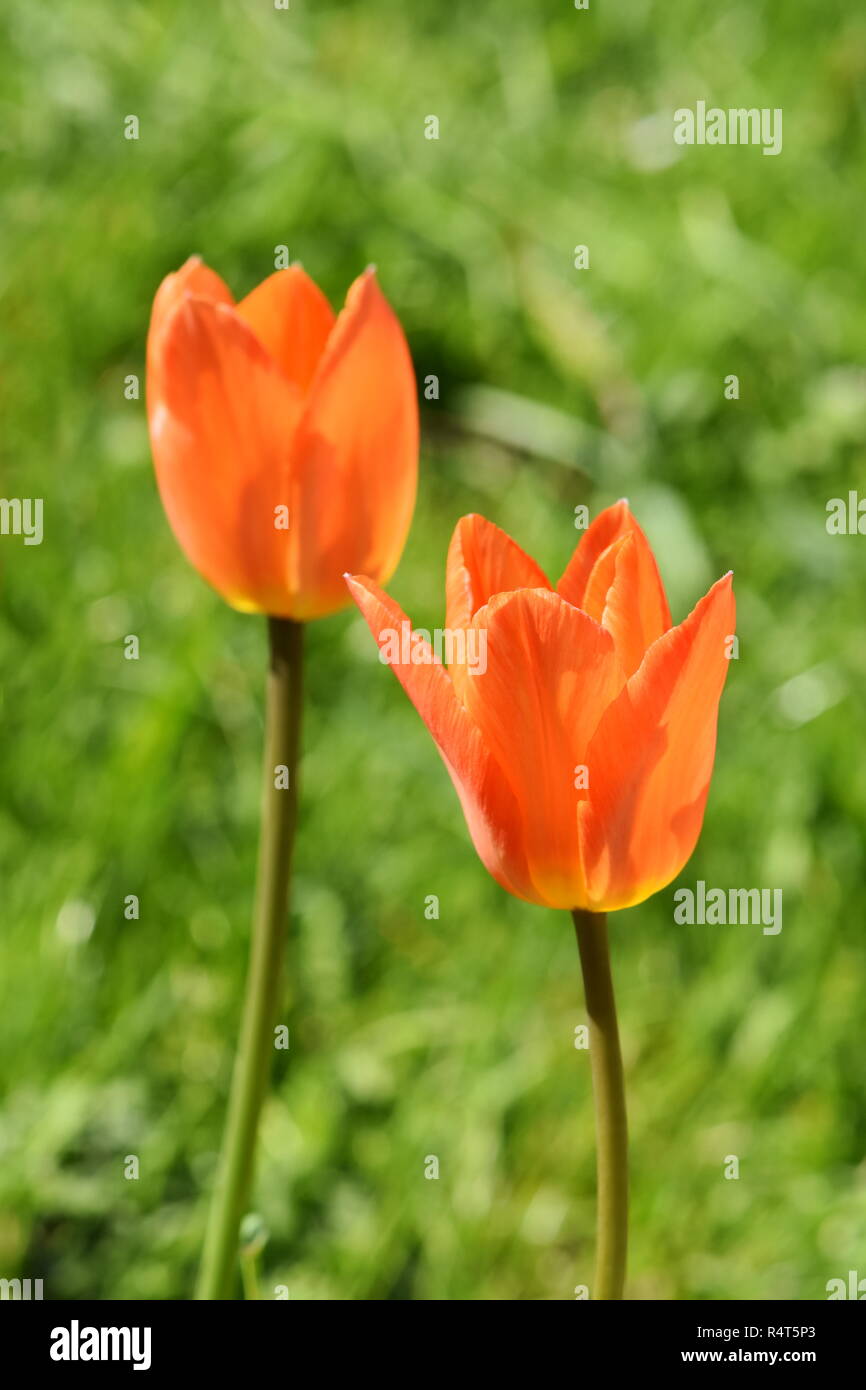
[147,257,418,620]
[347,503,735,913]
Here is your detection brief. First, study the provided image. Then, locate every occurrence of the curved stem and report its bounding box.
[572,908,628,1301]
[196,617,304,1300]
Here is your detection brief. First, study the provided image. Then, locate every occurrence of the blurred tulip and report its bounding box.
[347,502,735,913]
[147,257,418,620]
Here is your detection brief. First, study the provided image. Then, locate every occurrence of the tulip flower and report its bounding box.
[146,257,418,1300]
[347,502,735,1299]
[147,256,418,620]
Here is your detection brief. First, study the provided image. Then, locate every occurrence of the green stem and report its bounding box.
[239,1247,261,1302]
[572,908,628,1301]
[196,617,304,1300]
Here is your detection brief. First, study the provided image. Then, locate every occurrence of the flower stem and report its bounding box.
[196,617,304,1300]
[572,908,628,1300]
[239,1247,261,1302]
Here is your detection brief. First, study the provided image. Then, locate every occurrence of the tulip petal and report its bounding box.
[581,532,671,677]
[446,513,550,629]
[285,270,418,619]
[445,514,550,702]
[558,501,671,643]
[147,257,234,379]
[461,589,626,908]
[579,572,735,912]
[557,499,632,605]
[345,574,537,902]
[148,295,305,615]
[235,266,336,394]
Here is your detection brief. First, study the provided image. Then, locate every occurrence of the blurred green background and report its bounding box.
[1,0,865,1300]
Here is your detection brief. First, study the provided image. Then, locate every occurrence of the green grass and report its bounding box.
[1,0,865,1299]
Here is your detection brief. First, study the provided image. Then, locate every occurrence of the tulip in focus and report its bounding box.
[147,257,418,620]
[347,502,735,914]
[348,502,735,1298]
